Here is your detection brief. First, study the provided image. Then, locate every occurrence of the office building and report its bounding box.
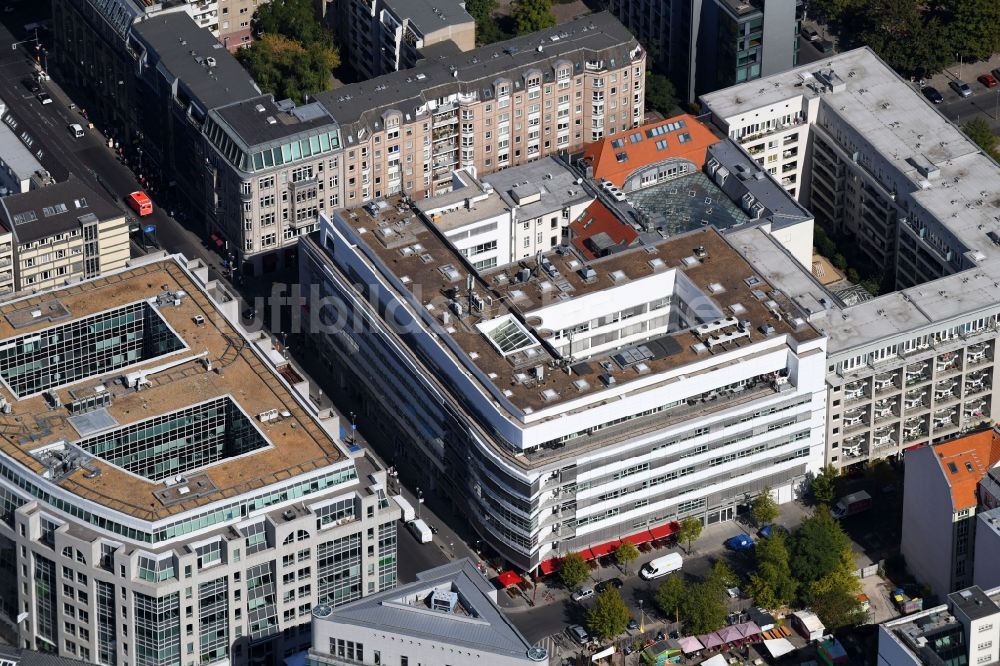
[0,178,129,293]
[299,170,828,571]
[609,0,800,102]
[0,101,46,196]
[0,255,398,665]
[701,47,1000,470]
[308,559,548,666]
[331,0,475,79]
[877,585,1000,666]
[900,429,1000,598]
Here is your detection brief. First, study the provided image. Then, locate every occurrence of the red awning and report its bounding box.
[496,571,523,588]
[538,557,562,576]
[621,530,653,546]
[588,539,622,559]
[648,521,680,540]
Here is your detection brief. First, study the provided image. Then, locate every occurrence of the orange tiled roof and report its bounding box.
[932,429,1000,511]
[579,114,720,188]
[568,200,638,260]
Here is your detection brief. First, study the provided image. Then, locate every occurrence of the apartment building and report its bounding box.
[299,185,827,571]
[315,12,646,204]
[0,255,398,665]
[900,429,1000,598]
[331,0,474,79]
[609,0,800,102]
[878,585,1000,666]
[0,178,129,293]
[702,47,1000,470]
[308,559,548,666]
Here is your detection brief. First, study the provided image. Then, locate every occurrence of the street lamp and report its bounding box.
[349,411,356,443]
[639,599,645,633]
[416,487,423,519]
[957,53,964,81]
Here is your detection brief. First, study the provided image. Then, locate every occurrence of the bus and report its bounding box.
[127,191,153,217]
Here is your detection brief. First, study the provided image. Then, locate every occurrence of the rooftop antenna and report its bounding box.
[467,273,475,316]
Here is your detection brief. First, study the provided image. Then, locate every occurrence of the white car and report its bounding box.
[571,587,594,602]
[568,624,590,645]
[36,92,52,105]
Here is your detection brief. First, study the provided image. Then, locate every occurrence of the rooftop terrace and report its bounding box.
[338,195,820,417]
[0,260,343,522]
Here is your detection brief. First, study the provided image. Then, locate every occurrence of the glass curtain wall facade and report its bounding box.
[198,578,229,663]
[316,534,362,606]
[133,592,180,666]
[34,554,57,651]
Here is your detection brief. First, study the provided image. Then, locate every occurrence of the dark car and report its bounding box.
[22,78,39,94]
[813,39,834,53]
[979,73,998,88]
[922,86,944,104]
[628,618,640,631]
[595,578,624,593]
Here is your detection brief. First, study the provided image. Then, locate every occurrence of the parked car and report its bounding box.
[800,27,819,42]
[36,91,51,105]
[571,587,595,602]
[950,80,973,97]
[979,73,998,88]
[813,39,834,53]
[725,534,755,552]
[992,68,1000,83]
[922,86,944,104]
[595,578,623,593]
[568,624,590,645]
[628,618,640,631]
[22,78,39,94]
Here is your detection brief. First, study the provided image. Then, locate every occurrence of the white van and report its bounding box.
[68,123,84,138]
[406,518,433,544]
[639,553,683,580]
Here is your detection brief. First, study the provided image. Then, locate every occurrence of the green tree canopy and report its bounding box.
[559,552,590,589]
[511,0,555,35]
[254,0,331,46]
[746,533,797,609]
[707,560,739,592]
[683,581,727,634]
[615,541,640,572]
[586,588,631,640]
[236,34,338,103]
[944,0,1000,61]
[811,464,839,506]
[678,517,703,554]
[809,569,866,630]
[655,575,686,624]
[964,118,1000,161]
[644,71,677,116]
[751,487,780,527]
[791,506,855,601]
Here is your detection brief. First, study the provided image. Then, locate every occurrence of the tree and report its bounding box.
[964,118,1000,161]
[683,581,727,634]
[466,0,510,45]
[655,575,686,624]
[615,541,640,573]
[945,0,1000,61]
[236,35,338,103]
[856,0,951,78]
[644,71,677,116]
[586,588,631,640]
[747,533,797,609]
[751,487,780,527]
[707,560,738,592]
[559,551,590,589]
[791,506,855,601]
[809,569,866,630]
[511,0,555,35]
[677,517,702,554]
[253,0,329,46]
[811,464,839,506]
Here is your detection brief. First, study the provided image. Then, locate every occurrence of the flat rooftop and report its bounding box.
[0,177,121,244]
[385,0,473,32]
[482,157,592,222]
[415,171,511,233]
[0,260,343,521]
[211,95,339,152]
[706,48,1000,356]
[339,195,820,415]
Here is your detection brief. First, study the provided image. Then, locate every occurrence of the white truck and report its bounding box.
[407,519,433,544]
[639,553,684,580]
[392,495,416,522]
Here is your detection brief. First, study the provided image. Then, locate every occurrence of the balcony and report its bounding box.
[737,115,806,144]
[874,372,899,393]
[903,389,927,410]
[844,380,867,401]
[905,363,931,386]
[967,343,990,365]
[936,351,960,373]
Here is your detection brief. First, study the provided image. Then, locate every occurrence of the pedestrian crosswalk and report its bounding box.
[534,635,564,661]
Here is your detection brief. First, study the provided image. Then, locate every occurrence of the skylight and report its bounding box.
[477,315,538,356]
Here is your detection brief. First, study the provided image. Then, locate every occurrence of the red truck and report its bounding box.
[831,490,872,518]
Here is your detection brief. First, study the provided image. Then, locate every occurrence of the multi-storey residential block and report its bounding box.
[330,0,474,79]
[308,559,548,666]
[878,585,1000,666]
[0,255,398,665]
[609,0,800,102]
[901,429,1000,598]
[702,47,1000,470]
[0,178,129,294]
[315,13,646,204]
[299,181,827,570]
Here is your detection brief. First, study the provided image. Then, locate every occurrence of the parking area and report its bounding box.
[912,54,1000,133]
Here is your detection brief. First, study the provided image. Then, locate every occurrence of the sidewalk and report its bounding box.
[925,53,1000,90]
